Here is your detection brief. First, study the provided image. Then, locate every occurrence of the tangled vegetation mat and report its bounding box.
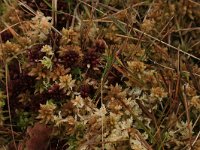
[0,0,200,149]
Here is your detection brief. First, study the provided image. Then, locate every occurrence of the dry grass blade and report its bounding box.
[5,64,17,150]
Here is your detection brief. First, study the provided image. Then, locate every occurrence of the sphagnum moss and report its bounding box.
[0,0,200,149]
